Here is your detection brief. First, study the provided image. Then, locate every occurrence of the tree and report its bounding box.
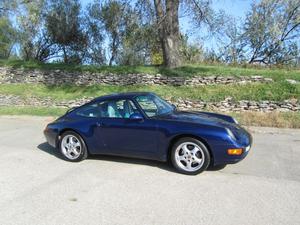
[0,0,32,12]
[0,16,16,58]
[153,0,181,68]
[45,0,87,63]
[117,3,159,65]
[88,0,129,66]
[31,31,59,62]
[180,35,204,64]
[118,24,159,65]
[88,0,155,66]
[243,0,300,65]
[85,4,106,65]
[214,16,246,64]
[0,0,57,61]
[135,0,213,68]
[17,0,50,61]
[102,1,125,66]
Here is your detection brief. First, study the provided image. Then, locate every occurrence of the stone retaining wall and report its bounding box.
[0,67,274,86]
[1,94,299,112]
[1,67,298,112]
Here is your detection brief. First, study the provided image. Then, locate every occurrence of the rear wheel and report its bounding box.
[171,137,210,175]
[59,131,88,162]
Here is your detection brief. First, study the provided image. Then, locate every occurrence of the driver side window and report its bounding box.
[99,99,138,118]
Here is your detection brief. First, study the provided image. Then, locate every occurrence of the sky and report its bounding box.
[211,0,252,18]
[181,0,252,49]
[81,0,252,17]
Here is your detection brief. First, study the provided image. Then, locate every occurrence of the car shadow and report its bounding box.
[37,142,176,173]
[37,142,227,173]
[207,164,227,171]
[37,142,65,160]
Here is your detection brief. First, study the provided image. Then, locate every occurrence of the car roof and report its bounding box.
[92,92,155,102]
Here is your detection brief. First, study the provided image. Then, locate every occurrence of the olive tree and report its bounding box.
[45,0,87,63]
[244,0,300,65]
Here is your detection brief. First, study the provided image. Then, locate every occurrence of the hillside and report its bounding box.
[0,60,299,128]
[1,59,300,80]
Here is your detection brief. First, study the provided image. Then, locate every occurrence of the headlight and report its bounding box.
[226,128,236,140]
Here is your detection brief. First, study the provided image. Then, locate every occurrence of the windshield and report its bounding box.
[135,94,174,117]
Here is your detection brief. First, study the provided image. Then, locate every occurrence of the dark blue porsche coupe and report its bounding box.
[44,92,252,175]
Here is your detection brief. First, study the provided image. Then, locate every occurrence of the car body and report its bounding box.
[44,92,252,174]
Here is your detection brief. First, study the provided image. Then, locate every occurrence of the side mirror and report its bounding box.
[172,104,177,110]
[129,113,143,120]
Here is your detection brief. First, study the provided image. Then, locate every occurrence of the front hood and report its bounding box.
[156,110,250,145]
[155,110,236,128]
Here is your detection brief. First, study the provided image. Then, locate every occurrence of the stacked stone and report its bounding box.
[1,94,299,112]
[0,67,276,86]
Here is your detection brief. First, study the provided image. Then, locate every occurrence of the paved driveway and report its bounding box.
[0,116,299,225]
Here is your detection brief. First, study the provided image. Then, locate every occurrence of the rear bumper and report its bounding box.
[44,128,58,148]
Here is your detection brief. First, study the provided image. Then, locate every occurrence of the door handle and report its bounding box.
[96,122,102,127]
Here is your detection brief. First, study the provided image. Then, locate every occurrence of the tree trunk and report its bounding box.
[109,54,114,66]
[154,0,182,68]
[62,46,68,64]
[109,35,118,66]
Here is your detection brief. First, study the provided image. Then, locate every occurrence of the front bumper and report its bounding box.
[213,129,252,165]
[214,144,251,166]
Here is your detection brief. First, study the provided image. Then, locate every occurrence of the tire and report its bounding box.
[171,137,210,175]
[59,131,88,162]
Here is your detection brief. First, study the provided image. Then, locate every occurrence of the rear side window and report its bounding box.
[76,103,100,118]
[75,99,138,118]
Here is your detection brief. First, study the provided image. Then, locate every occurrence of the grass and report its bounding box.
[1,59,300,81]
[1,106,299,128]
[0,83,299,102]
[0,106,66,117]
[230,111,300,129]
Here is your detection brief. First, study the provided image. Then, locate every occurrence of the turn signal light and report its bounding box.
[227,148,243,155]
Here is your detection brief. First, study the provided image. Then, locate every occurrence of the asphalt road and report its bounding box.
[0,116,300,225]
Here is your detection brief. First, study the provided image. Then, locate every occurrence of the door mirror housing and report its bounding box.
[172,104,177,111]
[129,113,143,120]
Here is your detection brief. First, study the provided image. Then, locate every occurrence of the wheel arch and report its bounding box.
[167,134,214,165]
[57,128,89,153]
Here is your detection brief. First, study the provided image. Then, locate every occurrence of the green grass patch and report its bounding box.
[229,111,300,129]
[0,83,299,102]
[1,59,299,80]
[0,106,66,116]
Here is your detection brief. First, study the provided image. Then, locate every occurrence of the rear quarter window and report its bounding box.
[76,103,100,118]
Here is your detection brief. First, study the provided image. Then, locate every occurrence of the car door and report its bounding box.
[95,98,159,159]
[72,102,108,154]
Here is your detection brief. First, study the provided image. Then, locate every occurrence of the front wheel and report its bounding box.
[59,131,88,162]
[171,137,210,175]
